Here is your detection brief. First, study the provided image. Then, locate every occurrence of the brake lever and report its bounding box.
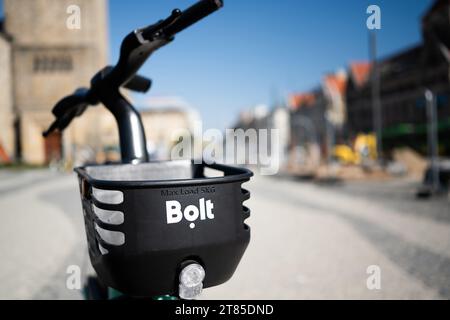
[43,89,91,137]
[52,88,91,117]
[42,119,59,138]
[43,105,86,138]
[93,66,151,93]
[123,74,152,93]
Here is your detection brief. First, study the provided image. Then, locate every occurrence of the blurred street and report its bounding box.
[0,169,449,300]
[0,170,87,300]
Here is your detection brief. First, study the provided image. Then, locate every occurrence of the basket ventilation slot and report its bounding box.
[93,205,124,225]
[98,243,109,255]
[92,188,123,204]
[94,223,125,246]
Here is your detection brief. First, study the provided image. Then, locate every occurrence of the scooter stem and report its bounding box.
[99,89,149,164]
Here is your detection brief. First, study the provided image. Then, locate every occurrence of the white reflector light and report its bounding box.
[178,263,205,300]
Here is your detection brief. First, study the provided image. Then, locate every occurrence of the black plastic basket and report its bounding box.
[75,160,252,297]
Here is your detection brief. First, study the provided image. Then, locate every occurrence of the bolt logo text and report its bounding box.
[166,198,214,229]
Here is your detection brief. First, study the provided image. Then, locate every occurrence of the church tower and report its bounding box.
[3,0,109,164]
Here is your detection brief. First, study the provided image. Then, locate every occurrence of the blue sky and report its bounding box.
[1,0,434,129]
[108,0,432,129]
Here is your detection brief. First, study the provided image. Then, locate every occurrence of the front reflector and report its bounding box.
[178,263,205,300]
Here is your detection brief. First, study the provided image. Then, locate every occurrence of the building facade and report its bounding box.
[346,0,450,155]
[0,0,109,164]
[288,70,348,165]
[0,32,13,162]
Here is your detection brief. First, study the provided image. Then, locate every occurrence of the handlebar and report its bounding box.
[107,0,223,89]
[43,0,224,163]
[42,88,91,137]
[163,0,223,37]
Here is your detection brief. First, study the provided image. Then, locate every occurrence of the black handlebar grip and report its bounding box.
[163,0,223,37]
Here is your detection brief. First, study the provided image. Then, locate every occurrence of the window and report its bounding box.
[33,55,73,72]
